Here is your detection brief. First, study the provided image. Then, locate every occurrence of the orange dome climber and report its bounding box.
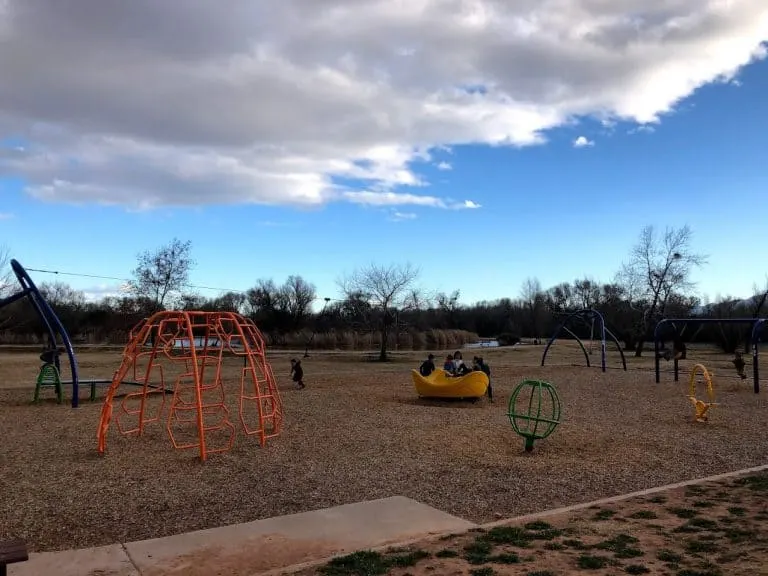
[96,311,283,461]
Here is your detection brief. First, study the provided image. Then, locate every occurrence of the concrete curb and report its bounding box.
[262,463,768,575]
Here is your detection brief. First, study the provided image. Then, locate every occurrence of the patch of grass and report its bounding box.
[648,495,667,504]
[727,506,747,517]
[319,551,387,575]
[676,564,723,576]
[628,510,658,520]
[668,507,699,519]
[685,485,709,496]
[715,551,746,563]
[577,554,609,569]
[526,572,555,576]
[594,533,643,559]
[673,523,702,534]
[625,565,650,574]
[688,518,719,530]
[524,520,553,530]
[723,527,759,543]
[470,568,496,576]
[685,539,719,554]
[733,474,768,491]
[386,549,431,568]
[692,500,715,508]
[563,538,588,549]
[592,509,616,521]
[464,540,493,565]
[480,526,533,547]
[544,542,565,550]
[489,552,520,564]
[657,550,683,563]
[435,549,458,558]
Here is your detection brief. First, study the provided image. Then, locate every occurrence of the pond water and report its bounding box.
[465,340,500,349]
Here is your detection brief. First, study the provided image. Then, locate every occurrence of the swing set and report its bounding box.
[541,308,628,372]
[654,317,768,394]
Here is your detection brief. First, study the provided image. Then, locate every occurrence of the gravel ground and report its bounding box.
[0,343,766,552]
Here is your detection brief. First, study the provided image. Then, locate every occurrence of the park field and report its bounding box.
[1,340,767,559]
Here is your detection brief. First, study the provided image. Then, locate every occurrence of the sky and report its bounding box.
[1,1,767,308]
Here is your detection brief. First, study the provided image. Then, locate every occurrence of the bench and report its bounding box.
[0,539,28,576]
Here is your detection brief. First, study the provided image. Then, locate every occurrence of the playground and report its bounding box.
[2,340,768,556]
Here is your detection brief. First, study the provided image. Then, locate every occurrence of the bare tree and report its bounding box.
[0,246,15,330]
[620,225,707,356]
[750,277,768,318]
[280,275,317,330]
[0,245,12,299]
[520,277,546,341]
[38,281,86,308]
[338,262,420,361]
[128,238,195,312]
[573,277,600,310]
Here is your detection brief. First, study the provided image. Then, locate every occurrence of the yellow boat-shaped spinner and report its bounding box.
[411,369,489,399]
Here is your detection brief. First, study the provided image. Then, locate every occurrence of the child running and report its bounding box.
[290,358,306,390]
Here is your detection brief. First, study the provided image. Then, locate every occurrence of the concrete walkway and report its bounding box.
[8,496,475,576]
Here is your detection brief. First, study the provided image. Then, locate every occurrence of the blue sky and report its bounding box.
[1,17,767,308]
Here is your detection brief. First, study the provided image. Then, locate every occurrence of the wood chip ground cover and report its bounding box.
[303,471,768,575]
[1,342,767,556]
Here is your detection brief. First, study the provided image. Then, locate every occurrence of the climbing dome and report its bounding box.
[96,311,283,461]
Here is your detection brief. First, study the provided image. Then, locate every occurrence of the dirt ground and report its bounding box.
[305,470,768,576]
[1,341,767,554]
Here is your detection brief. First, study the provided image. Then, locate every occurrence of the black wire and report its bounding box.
[24,266,342,302]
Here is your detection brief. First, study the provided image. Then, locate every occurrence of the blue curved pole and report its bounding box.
[751,319,766,394]
[9,259,80,407]
[541,309,618,372]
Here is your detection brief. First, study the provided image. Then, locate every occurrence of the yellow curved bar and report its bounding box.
[411,369,489,399]
[688,363,715,402]
[688,363,717,422]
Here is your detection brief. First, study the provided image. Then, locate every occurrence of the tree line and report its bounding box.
[1,226,766,360]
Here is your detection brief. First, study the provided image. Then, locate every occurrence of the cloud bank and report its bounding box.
[0,0,766,212]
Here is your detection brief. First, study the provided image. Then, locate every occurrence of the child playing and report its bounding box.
[443,354,456,375]
[474,356,493,402]
[290,358,306,389]
[732,351,748,380]
[419,353,436,377]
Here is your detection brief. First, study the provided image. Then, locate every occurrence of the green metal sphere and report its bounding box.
[507,379,561,452]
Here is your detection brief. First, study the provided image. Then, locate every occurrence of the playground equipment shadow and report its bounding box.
[2,343,768,556]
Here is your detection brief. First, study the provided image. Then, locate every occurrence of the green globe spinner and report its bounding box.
[507,379,561,452]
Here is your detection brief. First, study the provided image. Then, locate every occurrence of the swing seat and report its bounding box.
[34,363,63,404]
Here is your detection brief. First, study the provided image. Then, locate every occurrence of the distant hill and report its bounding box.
[691,294,766,317]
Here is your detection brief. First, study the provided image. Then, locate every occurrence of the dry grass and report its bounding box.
[1,341,767,553]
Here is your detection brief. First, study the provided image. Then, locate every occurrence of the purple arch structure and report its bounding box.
[540,308,627,372]
[0,259,80,407]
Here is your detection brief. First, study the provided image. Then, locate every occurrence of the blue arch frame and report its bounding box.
[654,317,767,394]
[0,259,80,407]
[540,308,627,372]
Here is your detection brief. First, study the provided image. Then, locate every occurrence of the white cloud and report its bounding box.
[389,210,418,222]
[0,212,14,220]
[436,161,452,170]
[573,136,595,148]
[628,125,657,135]
[80,283,128,302]
[0,1,766,212]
